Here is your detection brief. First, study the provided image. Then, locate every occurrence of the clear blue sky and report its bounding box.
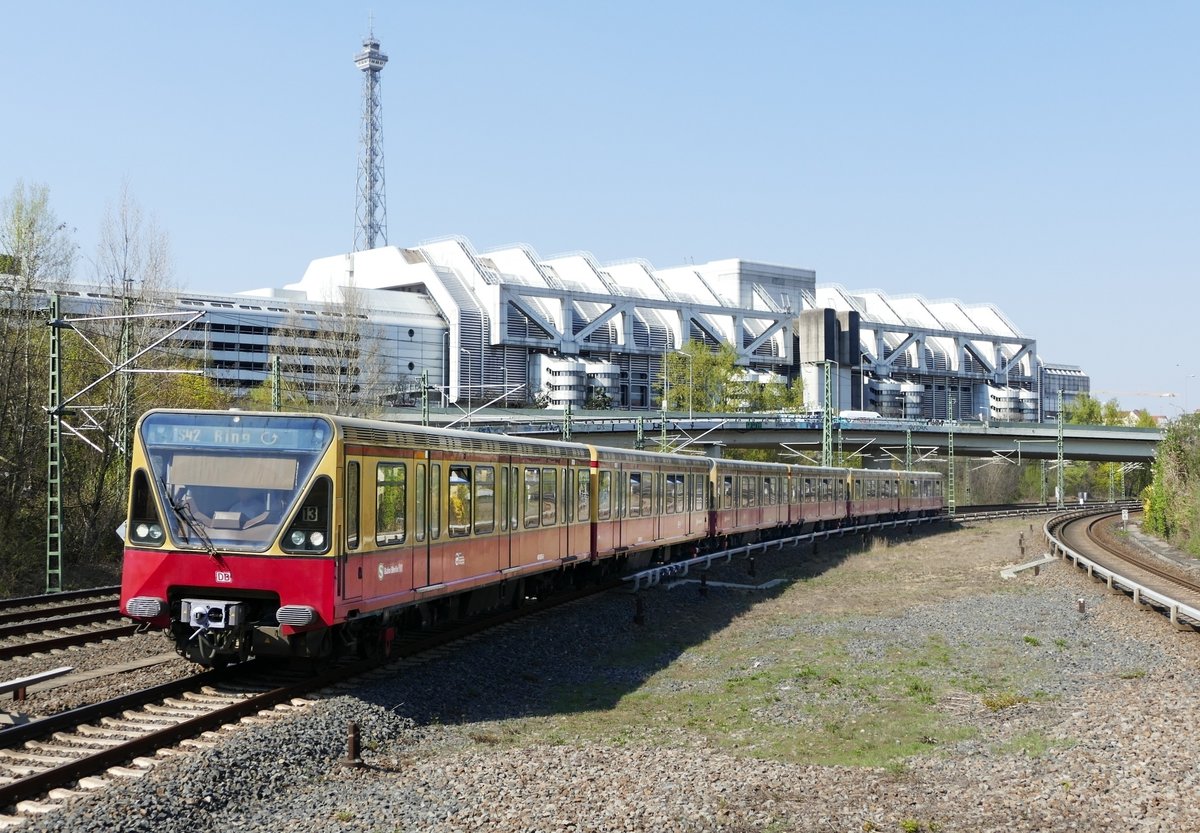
[3,1,1197,417]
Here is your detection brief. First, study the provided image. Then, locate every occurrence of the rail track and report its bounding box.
[0,587,119,616]
[1047,508,1200,629]
[0,503,1169,822]
[0,576,615,820]
[0,588,132,665]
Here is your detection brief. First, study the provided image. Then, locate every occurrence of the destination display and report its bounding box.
[141,414,330,452]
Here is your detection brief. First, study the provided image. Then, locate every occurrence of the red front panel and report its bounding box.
[121,547,337,625]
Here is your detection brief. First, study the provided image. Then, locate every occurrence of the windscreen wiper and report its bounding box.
[160,478,219,559]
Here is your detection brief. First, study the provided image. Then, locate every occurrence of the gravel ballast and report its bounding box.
[15,516,1200,832]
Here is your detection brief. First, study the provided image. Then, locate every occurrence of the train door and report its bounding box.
[507,464,520,568]
[496,458,512,571]
[414,458,430,589]
[561,465,572,559]
[341,457,364,601]
[575,465,591,559]
[418,459,443,587]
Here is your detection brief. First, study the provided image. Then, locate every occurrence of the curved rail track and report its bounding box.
[1047,509,1200,628]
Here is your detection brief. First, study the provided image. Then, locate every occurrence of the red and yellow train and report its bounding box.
[121,409,944,666]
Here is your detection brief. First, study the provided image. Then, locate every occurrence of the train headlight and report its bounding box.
[290,530,307,547]
[126,596,165,618]
[131,522,164,545]
[309,531,325,548]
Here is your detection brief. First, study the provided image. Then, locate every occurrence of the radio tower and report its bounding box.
[354,29,388,251]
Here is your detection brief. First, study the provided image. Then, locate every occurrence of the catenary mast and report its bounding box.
[353,29,388,250]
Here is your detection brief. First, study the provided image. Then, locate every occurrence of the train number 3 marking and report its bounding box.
[215,571,233,583]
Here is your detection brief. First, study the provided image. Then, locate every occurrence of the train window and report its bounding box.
[577,469,589,522]
[764,478,774,506]
[628,473,642,518]
[449,466,472,537]
[696,474,706,511]
[346,462,360,549]
[475,466,495,535]
[657,473,665,515]
[497,465,507,533]
[542,468,557,525]
[803,478,814,502]
[740,476,753,508]
[640,471,653,517]
[866,478,876,499]
[663,475,674,514]
[375,463,406,545]
[415,464,426,543]
[523,467,541,528]
[722,476,733,509]
[853,479,863,500]
[563,469,572,524]
[820,478,831,501]
[430,465,441,539]
[836,479,845,501]
[510,467,520,529]
[598,470,612,520]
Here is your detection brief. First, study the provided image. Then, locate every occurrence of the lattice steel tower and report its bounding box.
[354,30,388,250]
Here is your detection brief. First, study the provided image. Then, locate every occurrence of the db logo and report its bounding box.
[215,571,233,583]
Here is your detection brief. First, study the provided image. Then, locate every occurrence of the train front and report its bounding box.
[121,410,337,666]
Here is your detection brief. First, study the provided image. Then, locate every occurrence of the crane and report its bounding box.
[1091,390,1175,398]
[1088,390,1179,418]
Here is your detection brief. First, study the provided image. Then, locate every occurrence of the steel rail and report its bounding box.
[0,623,141,662]
[1045,509,1200,628]
[0,610,121,640]
[0,662,368,810]
[0,599,118,627]
[0,587,119,613]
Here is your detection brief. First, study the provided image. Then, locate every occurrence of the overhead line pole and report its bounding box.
[46,295,64,593]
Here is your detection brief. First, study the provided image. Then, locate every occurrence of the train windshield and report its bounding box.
[139,412,332,552]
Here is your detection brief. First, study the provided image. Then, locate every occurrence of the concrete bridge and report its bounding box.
[380,408,1161,464]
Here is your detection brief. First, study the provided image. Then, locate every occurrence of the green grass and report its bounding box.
[997,730,1073,757]
[510,630,1006,768]
[464,532,1063,770]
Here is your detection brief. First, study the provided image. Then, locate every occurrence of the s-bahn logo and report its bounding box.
[378,562,403,580]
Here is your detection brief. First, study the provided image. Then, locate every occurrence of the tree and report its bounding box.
[584,384,612,410]
[242,374,311,412]
[1065,393,1104,425]
[56,185,228,583]
[1142,413,1200,554]
[660,340,799,414]
[0,183,77,590]
[271,281,388,417]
